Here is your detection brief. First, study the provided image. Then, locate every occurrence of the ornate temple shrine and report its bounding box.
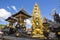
[1,3,60,40]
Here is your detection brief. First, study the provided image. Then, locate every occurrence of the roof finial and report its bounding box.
[52,8,56,14]
[43,16,47,20]
[21,6,24,10]
[35,2,38,6]
[35,2,37,4]
[51,8,57,16]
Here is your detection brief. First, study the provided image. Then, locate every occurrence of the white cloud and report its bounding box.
[7,6,11,10]
[59,13,60,16]
[25,19,31,24]
[11,6,17,11]
[0,18,5,22]
[0,8,11,19]
[25,19,32,28]
[0,18,8,24]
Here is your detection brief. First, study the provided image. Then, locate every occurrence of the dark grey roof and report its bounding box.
[12,8,31,18]
[5,17,17,21]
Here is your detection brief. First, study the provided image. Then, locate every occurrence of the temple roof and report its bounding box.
[5,17,17,22]
[12,8,31,18]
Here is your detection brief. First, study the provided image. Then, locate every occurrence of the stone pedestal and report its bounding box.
[32,34,45,39]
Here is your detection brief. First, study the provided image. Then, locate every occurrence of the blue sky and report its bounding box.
[0,0,60,25]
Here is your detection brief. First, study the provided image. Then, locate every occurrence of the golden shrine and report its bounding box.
[31,3,45,38]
